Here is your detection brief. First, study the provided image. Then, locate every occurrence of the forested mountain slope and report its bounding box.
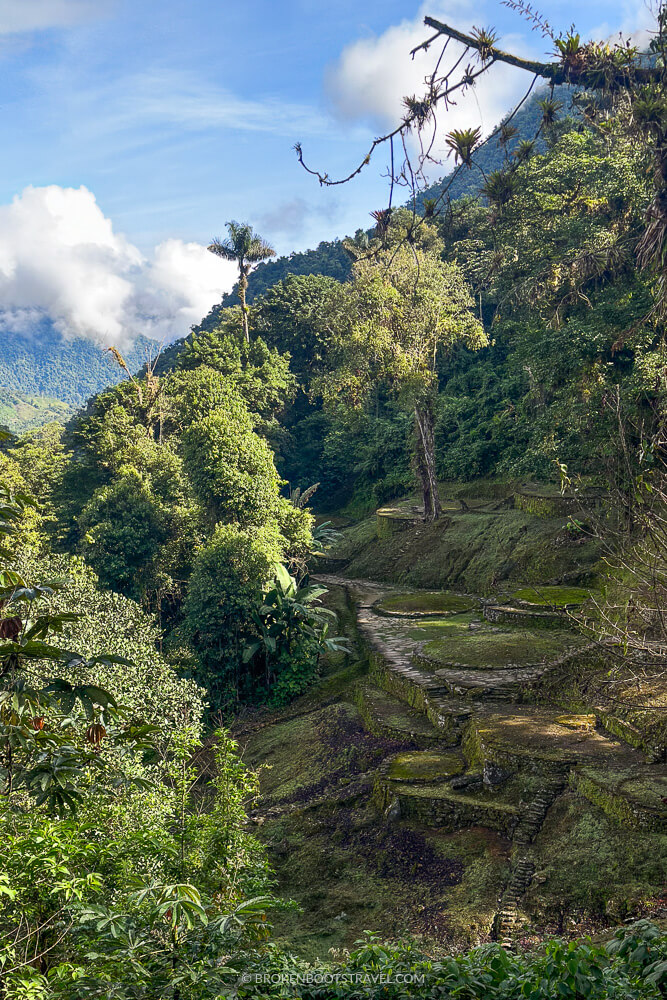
[0,321,158,415]
[0,388,74,433]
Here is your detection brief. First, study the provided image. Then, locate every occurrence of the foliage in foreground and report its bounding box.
[0,483,277,998]
[239,923,667,1000]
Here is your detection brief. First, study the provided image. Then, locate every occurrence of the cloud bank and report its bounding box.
[0,185,237,347]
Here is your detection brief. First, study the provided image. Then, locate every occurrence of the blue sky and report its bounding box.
[0,0,654,343]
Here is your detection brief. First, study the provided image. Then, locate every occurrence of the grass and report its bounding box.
[355,683,443,743]
[527,792,667,926]
[376,591,478,616]
[344,508,601,595]
[511,585,595,607]
[405,613,479,640]
[387,750,465,783]
[419,627,583,670]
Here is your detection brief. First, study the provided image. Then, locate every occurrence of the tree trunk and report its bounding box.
[238,268,250,343]
[414,404,442,521]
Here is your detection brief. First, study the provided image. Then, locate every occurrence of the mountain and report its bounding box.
[0,389,74,434]
[0,321,158,411]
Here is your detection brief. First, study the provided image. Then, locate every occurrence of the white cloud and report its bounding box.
[0,185,237,347]
[593,0,657,49]
[0,0,102,34]
[326,3,547,160]
[131,70,325,135]
[69,69,327,141]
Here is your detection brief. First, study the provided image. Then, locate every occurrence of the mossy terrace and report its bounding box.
[235,486,665,955]
[331,506,601,597]
[510,585,597,608]
[374,591,478,617]
[416,627,585,672]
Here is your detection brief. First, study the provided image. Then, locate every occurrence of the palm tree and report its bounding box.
[208,221,275,342]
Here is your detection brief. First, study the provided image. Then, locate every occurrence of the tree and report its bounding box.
[320,245,486,519]
[182,408,282,527]
[182,522,284,706]
[243,564,347,705]
[174,313,297,457]
[208,222,276,342]
[253,273,348,381]
[0,481,274,996]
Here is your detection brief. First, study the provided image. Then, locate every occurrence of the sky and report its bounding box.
[0,0,656,344]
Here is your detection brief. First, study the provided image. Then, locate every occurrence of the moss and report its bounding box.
[554,714,596,730]
[570,765,667,832]
[376,591,478,617]
[527,792,667,925]
[531,655,667,762]
[261,807,507,957]
[387,782,520,836]
[511,585,595,608]
[437,829,511,945]
[386,750,465,783]
[464,707,636,771]
[483,604,568,629]
[344,509,601,595]
[369,653,472,742]
[318,516,377,566]
[450,480,517,502]
[599,713,649,754]
[514,493,570,517]
[353,682,443,747]
[417,628,583,671]
[376,512,414,539]
[405,613,479,640]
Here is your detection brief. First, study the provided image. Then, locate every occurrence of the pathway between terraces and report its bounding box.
[315,572,667,946]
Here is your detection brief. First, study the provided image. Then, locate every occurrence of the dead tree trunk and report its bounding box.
[414,404,442,521]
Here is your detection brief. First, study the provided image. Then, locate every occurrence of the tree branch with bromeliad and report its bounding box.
[295,1,667,313]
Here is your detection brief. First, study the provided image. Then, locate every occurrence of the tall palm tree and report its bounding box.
[208,221,276,342]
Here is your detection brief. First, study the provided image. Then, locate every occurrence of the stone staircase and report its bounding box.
[493,855,537,945]
[513,776,567,846]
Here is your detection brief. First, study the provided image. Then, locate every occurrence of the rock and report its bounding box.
[385,796,401,823]
[450,773,483,791]
[484,761,512,788]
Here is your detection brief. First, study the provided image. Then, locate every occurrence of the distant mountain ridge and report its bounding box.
[0,389,74,434]
[0,321,157,409]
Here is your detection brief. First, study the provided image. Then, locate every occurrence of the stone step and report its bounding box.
[369,657,472,744]
[373,775,520,836]
[570,764,667,832]
[354,682,445,748]
[493,852,537,944]
[428,664,547,703]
